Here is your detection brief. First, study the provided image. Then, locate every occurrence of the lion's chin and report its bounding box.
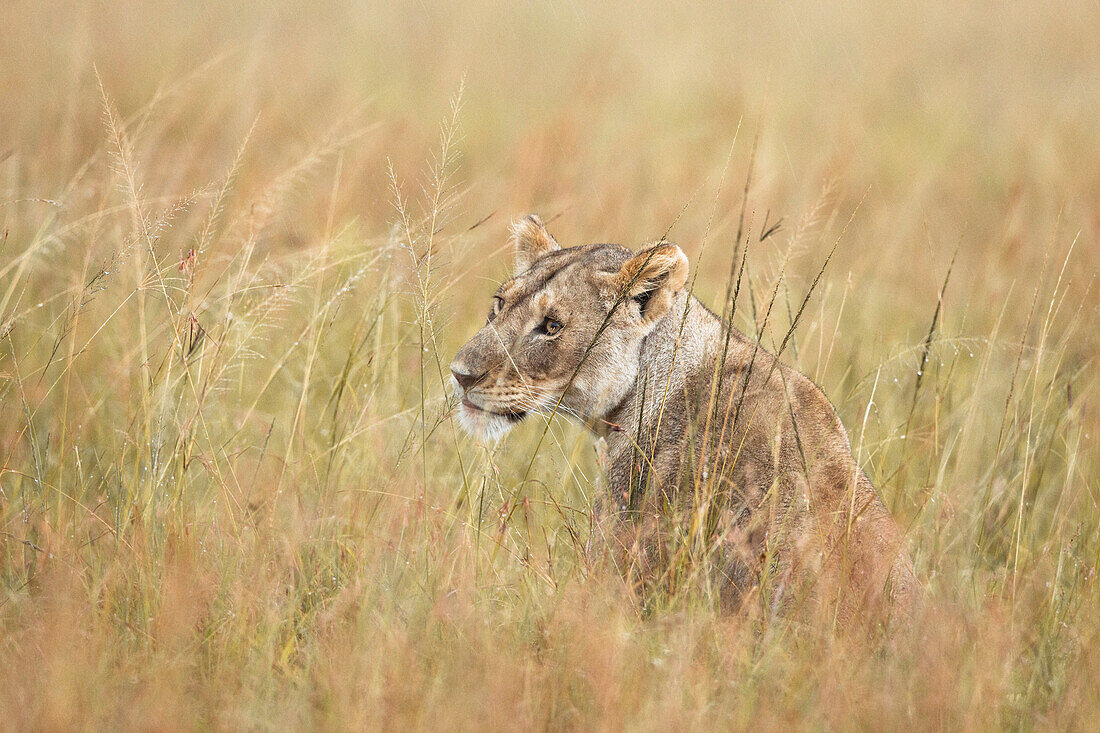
[456,400,527,441]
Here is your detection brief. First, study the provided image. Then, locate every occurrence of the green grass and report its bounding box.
[1,0,1097,729]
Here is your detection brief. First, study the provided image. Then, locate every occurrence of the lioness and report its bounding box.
[451,215,919,624]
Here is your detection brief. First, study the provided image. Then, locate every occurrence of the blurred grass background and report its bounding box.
[1,0,1097,728]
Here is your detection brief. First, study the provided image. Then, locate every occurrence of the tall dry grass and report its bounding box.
[1,0,1097,729]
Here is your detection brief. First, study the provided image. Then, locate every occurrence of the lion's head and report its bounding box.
[450,215,689,440]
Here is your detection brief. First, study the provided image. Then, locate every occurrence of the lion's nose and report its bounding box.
[451,366,485,391]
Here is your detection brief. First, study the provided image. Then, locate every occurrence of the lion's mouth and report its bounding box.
[461,397,527,422]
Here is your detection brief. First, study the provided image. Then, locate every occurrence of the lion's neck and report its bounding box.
[599,291,725,437]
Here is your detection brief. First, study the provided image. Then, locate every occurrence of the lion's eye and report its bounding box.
[488,296,504,321]
[537,317,563,336]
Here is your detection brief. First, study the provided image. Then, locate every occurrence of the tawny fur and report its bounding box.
[451,215,920,625]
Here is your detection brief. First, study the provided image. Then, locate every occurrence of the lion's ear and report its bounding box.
[614,243,689,326]
[512,214,560,273]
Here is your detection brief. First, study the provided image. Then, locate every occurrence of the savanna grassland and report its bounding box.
[1,1,1098,729]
